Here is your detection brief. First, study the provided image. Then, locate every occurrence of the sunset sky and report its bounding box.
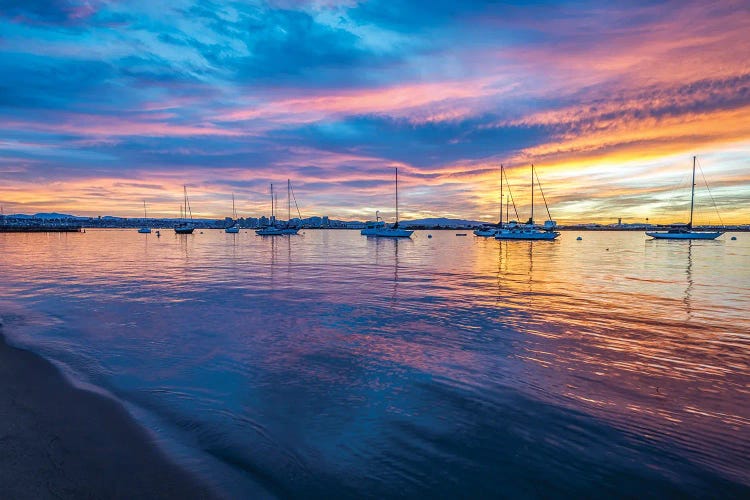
[1,0,749,224]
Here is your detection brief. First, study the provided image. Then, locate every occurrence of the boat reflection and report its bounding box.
[685,240,693,317]
[369,235,408,306]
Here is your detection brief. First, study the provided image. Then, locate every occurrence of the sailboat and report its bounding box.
[256,180,301,236]
[361,210,386,235]
[646,156,724,240]
[174,185,195,234]
[138,200,151,233]
[225,193,240,233]
[280,179,300,235]
[495,164,559,240]
[473,226,498,237]
[256,183,284,235]
[370,168,413,238]
[474,164,505,237]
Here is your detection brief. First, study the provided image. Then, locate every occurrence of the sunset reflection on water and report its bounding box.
[1,229,748,495]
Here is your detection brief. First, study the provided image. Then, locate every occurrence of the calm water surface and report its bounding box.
[1,229,748,497]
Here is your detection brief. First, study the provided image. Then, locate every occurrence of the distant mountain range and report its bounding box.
[7,212,86,220]
[7,213,175,221]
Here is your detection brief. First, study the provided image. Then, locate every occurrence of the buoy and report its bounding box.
[576,236,582,241]
[428,234,432,238]
[606,248,609,251]
[731,236,737,240]
[200,231,204,234]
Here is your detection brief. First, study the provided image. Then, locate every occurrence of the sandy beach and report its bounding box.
[0,321,216,499]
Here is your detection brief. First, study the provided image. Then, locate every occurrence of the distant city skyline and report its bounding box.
[1,1,749,224]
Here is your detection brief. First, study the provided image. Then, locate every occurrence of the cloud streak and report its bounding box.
[0,0,748,223]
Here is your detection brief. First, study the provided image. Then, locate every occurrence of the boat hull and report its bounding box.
[256,225,299,235]
[646,231,723,240]
[255,228,284,235]
[473,229,497,237]
[137,228,151,233]
[174,227,194,234]
[495,230,559,241]
[225,227,240,233]
[370,228,414,238]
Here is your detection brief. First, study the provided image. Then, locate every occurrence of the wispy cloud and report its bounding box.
[0,0,748,222]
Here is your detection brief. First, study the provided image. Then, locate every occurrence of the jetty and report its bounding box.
[0,218,82,232]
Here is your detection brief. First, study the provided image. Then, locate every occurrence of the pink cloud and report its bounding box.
[215,80,502,124]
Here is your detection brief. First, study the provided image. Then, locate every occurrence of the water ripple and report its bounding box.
[1,229,748,495]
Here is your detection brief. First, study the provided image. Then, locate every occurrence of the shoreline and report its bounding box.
[0,319,217,499]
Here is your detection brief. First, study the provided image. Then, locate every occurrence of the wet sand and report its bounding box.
[0,323,216,499]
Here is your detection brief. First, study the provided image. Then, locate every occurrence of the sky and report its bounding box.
[1,0,749,224]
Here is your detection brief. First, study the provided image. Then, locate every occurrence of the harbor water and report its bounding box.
[0,229,748,496]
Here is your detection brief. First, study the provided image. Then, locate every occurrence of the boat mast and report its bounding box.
[689,155,696,229]
[534,168,553,222]
[184,185,193,221]
[395,167,399,227]
[530,164,534,225]
[499,164,503,227]
[502,167,520,221]
[270,183,274,221]
[143,200,147,219]
[288,179,291,224]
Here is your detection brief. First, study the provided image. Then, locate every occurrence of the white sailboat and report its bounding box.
[256,183,282,235]
[495,164,559,241]
[256,180,301,236]
[473,226,498,237]
[138,200,151,233]
[361,210,385,235]
[474,164,505,237]
[369,168,413,238]
[646,156,724,240]
[225,193,240,233]
[174,185,195,234]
